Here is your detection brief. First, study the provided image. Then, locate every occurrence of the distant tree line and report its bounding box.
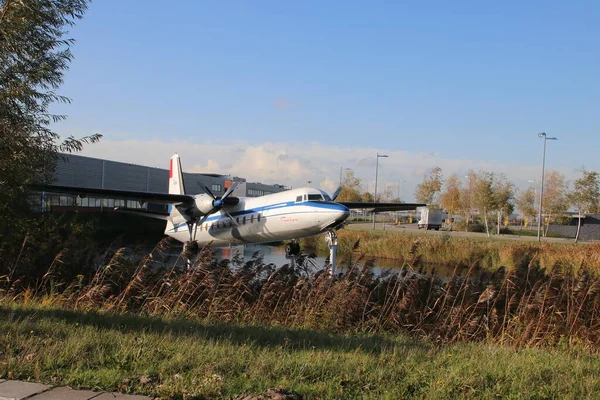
[337,164,600,241]
[414,166,600,241]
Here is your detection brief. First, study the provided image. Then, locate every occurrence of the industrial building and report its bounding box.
[43,154,288,212]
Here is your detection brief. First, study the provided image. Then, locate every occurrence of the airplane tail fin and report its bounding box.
[169,153,186,195]
[166,154,186,235]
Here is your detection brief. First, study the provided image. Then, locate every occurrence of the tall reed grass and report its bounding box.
[304,230,600,273]
[4,235,600,350]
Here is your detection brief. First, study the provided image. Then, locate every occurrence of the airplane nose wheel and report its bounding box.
[325,230,338,275]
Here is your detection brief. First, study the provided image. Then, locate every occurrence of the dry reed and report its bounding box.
[4,235,600,351]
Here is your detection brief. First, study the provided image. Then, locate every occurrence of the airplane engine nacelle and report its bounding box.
[193,194,216,214]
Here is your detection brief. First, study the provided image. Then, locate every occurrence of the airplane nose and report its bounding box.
[336,205,350,223]
[319,204,350,230]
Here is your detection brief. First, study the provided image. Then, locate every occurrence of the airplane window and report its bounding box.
[296,196,302,202]
[257,214,261,222]
[243,216,246,225]
[251,215,254,223]
[236,217,239,223]
[308,194,323,201]
[304,195,307,201]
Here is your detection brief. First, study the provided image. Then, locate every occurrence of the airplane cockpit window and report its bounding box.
[320,190,332,201]
[307,194,324,201]
[296,195,303,202]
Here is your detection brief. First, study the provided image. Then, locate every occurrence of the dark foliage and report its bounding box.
[0,0,99,233]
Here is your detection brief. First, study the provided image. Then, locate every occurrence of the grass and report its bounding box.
[2,301,600,399]
[5,226,600,398]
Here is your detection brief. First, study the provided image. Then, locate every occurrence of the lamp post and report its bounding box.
[537,132,558,241]
[373,153,388,229]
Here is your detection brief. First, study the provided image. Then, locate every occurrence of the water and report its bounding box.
[161,243,458,279]
[211,244,457,278]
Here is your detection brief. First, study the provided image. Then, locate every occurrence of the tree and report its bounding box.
[336,169,363,202]
[439,173,462,230]
[568,168,600,242]
[380,184,395,202]
[492,174,514,235]
[471,171,496,237]
[515,186,537,227]
[458,171,477,231]
[0,0,100,230]
[415,167,443,206]
[541,170,569,237]
[361,192,374,202]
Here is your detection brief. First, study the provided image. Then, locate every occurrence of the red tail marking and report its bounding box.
[169,159,173,178]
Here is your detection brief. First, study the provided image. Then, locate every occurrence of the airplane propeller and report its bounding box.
[204,182,240,226]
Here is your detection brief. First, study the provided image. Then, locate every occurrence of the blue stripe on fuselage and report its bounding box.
[168,201,348,232]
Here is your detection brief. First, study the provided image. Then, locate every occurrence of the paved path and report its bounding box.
[0,380,151,400]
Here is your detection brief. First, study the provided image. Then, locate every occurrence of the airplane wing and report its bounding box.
[338,202,426,213]
[28,184,195,207]
[114,207,171,220]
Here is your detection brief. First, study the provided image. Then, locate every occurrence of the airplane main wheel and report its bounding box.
[285,242,301,256]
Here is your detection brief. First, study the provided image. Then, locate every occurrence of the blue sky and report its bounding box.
[53,1,600,200]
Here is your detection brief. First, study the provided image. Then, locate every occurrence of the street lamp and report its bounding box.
[373,152,389,229]
[537,132,558,241]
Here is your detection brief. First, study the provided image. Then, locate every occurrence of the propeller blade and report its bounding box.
[331,186,342,201]
[221,181,239,199]
[223,209,238,226]
[204,186,216,199]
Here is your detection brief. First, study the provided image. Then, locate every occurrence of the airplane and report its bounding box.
[31,154,425,273]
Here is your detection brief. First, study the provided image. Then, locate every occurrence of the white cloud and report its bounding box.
[79,138,568,201]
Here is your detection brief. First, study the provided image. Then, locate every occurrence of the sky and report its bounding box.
[51,0,600,201]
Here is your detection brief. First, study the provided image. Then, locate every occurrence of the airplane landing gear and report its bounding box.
[325,230,339,275]
[285,240,301,257]
[182,241,199,267]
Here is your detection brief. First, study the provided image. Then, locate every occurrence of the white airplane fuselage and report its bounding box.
[164,187,350,247]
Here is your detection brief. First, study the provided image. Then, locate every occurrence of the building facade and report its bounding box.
[43,154,288,212]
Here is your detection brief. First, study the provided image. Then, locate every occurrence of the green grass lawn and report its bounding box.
[2,302,600,399]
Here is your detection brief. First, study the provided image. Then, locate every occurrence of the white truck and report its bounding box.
[417,207,444,230]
